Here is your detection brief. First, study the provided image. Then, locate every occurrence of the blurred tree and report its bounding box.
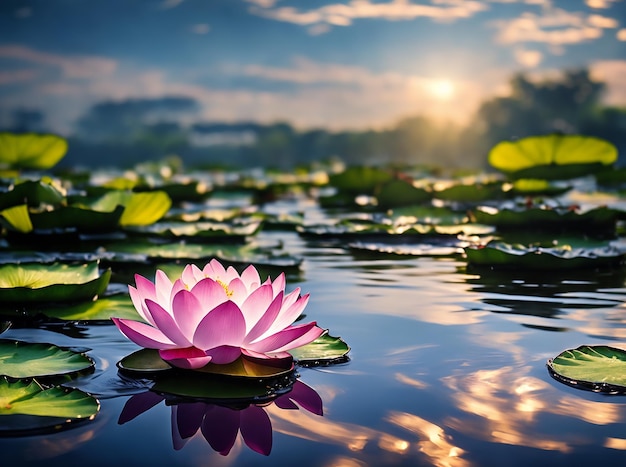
[475,68,609,148]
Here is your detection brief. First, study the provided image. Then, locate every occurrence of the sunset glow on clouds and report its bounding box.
[0,0,624,135]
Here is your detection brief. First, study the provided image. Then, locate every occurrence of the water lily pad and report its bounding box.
[289,332,350,365]
[0,262,111,303]
[328,166,393,195]
[488,134,617,180]
[0,179,65,211]
[37,294,140,322]
[464,241,624,270]
[0,133,68,170]
[117,348,294,378]
[470,204,619,233]
[0,340,94,379]
[376,179,431,208]
[547,345,626,394]
[124,220,262,243]
[0,378,99,435]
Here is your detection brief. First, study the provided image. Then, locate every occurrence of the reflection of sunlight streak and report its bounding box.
[605,437,626,449]
[386,412,470,467]
[267,404,374,451]
[395,372,429,390]
[442,365,623,453]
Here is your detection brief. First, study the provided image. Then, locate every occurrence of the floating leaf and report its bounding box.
[0,378,99,434]
[120,191,172,226]
[0,179,65,211]
[376,179,431,208]
[0,340,94,379]
[37,295,140,322]
[0,204,33,233]
[465,241,624,270]
[328,166,393,195]
[547,345,626,394]
[488,134,617,180]
[470,204,619,233]
[0,133,68,170]
[0,262,111,303]
[289,332,350,365]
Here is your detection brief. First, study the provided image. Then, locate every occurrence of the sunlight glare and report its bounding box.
[429,79,455,101]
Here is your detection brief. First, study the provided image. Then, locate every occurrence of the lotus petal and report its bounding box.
[112,318,178,349]
[193,301,247,351]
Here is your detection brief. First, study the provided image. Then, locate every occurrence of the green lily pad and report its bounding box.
[376,179,431,208]
[35,294,140,322]
[328,166,393,195]
[0,133,68,170]
[0,179,66,211]
[488,134,617,180]
[433,180,507,202]
[117,349,294,378]
[289,332,350,365]
[0,378,99,435]
[89,190,172,227]
[547,345,626,394]
[464,241,624,270]
[470,204,620,233]
[0,340,94,379]
[0,262,111,303]
[124,220,262,243]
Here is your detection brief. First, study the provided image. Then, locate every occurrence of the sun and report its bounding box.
[429,79,455,101]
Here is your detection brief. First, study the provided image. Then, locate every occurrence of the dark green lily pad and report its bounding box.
[376,179,431,208]
[124,220,262,243]
[0,179,65,211]
[488,134,617,180]
[547,345,626,394]
[0,133,68,170]
[328,166,393,195]
[470,204,620,233]
[388,206,468,225]
[0,262,111,303]
[348,241,464,258]
[464,241,624,270]
[117,348,294,378]
[289,332,350,365]
[0,340,94,379]
[433,180,507,202]
[0,377,99,435]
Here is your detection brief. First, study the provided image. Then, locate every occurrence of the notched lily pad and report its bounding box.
[0,377,99,435]
[488,134,617,180]
[0,262,111,304]
[547,345,626,394]
[0,340,94,379]
[289,332,351,366]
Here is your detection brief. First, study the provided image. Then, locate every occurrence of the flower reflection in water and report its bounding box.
[118,380,323,456]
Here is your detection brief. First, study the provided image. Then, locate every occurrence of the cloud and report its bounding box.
[0,69,38,85]
[158,0,184,10]
[618,28,626,41]
[585,0,620,8]
[0,44,117,78]
[247,0,488,32]
[514,47,543,67]
[493,7,614,46]
[191,23,211,34]
[590,59,626,106]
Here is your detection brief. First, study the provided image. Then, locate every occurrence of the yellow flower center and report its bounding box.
[217,279,233,297]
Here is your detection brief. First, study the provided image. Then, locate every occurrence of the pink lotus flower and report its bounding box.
[112,259,324,369]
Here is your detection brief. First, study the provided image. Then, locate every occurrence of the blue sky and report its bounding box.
[1,0,625,135]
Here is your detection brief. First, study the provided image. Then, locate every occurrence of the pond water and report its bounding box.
[3,194,626,467]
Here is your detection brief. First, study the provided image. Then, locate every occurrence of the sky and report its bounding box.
[1,0,625,137]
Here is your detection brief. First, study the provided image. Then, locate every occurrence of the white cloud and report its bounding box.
[0,44,117,79]
[247,0,488,32]
[590,59,626,106]
[493,8,610,46]
[158,0,184,10]
[617,28,626,40]
[514,47,543,67]
[585,0,620,8]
